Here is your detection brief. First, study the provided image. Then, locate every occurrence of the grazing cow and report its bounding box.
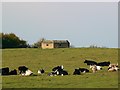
[9,69,17,75]
[73,69,81,75]
[0,67,9,75]
[84,60,97,65]
[97,61,110,66]
[38,69,45,74]
[18,66,28,74]
[90,65,97,73]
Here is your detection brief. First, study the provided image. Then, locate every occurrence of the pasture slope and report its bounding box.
[2,48,119,88]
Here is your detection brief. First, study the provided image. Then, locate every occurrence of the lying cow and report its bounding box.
[18,66,33,76]
[73,69,81,75]
[84,60,97,65]
[38,69,45,74]
[73,68,89,75]
[49,65,68,76]
[18,66,28,74]
[97,61,110,66]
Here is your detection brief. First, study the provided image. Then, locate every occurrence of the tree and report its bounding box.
[1,33,28,48]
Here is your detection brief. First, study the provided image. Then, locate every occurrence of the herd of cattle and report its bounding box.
[0,60,119,76]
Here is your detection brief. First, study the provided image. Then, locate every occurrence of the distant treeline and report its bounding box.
[0,33,28,49]
[0,32,108,49]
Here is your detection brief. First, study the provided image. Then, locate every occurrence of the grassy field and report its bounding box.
[1,48,119,88]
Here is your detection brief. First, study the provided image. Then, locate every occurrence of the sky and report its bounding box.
[1,1,118,48]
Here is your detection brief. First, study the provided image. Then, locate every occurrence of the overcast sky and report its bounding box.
[2,2,118,48]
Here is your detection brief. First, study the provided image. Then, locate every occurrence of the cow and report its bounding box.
[49,65,68,76]
[18,66,28,74]
[0,67,9,75]
[73,67,89,75]
[18,66,33,76]
[84,60,97,65]
[9,69,17,75]
[97,61,110,66]
[73,69,81,75]
[38,69,45,74]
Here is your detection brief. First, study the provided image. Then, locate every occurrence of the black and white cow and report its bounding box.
[73,68,89,75]
[84,60,97,65]
[18,66,28,74]
[97,61,110,66]
[49,65,68,76]
[73,69,81,75]
[38,69,45,74]
[18,66,33,76]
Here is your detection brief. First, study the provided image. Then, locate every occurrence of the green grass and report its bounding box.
[2,48,119,88]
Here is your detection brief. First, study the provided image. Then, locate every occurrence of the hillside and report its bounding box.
[2,48,119,88]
